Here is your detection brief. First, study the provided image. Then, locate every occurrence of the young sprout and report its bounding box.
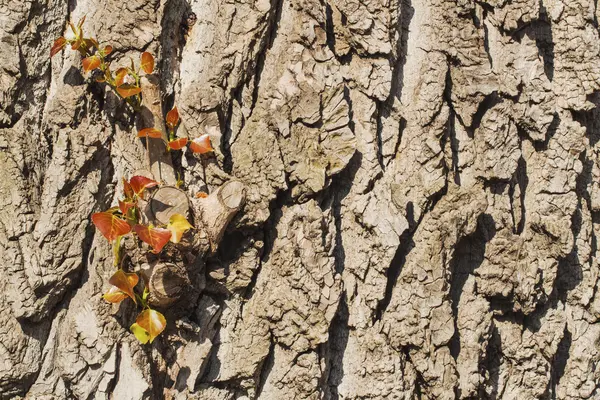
[55,21,201,345]
[50,17,155,109]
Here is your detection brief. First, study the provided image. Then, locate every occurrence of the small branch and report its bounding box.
[191,180,246,252]
[138,75,177,185]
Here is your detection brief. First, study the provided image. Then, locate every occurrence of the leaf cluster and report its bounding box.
[52,17,214,344]
[92,176,193,343]
[52,18,216,156]
[138,105,215,155]
[51,16,155,109]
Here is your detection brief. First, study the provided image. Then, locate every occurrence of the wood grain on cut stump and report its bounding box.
[150,186,190,225]
[147,262,189,307]
[192,180,246,252]
[219,180,245,210]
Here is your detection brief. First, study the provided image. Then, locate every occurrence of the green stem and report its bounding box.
[112,235,122,267]
[135,292,149,309]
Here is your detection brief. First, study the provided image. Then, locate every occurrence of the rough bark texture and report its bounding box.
[2,0,600,399]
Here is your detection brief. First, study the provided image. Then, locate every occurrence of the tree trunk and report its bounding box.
[2,0,600,399]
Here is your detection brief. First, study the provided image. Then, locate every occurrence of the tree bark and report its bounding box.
[2,0,600,399]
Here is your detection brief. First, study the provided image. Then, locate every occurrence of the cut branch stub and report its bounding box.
[220,180,245,209]
[138,74,176,185]
[147,262,190,307]
[149,186,191,225]
[191,180,246,253]
[141,181,244,306]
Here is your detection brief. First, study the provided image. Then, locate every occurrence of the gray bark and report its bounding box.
[2,0,600,399]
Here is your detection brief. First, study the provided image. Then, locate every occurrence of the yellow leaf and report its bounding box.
[132,309,166,343]
[103,286,128,303]
[130,322,150,344]
[167,213,194,243]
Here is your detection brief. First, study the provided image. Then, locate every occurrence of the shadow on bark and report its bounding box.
[449,213,496,360]
[571,91,600,146]
[483,323,503,400]
[322,292,349,400]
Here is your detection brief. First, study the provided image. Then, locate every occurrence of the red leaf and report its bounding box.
[168,137,188,150]
[123,177,134,199]
[118,199,136,216]
[189,134,214,154]
[50,37,67,57]
[130,309,166,343]
[84,37,98,49]
[140,52,154,74]
[129,176,159,198]
[133,225,171,253]
[116,84,141,98]
[115,68,128,87]
[137,128,163,139]
[166,106,179,130]
[91,212,131,241]
[107,269,139,303]
[82,55,101,73]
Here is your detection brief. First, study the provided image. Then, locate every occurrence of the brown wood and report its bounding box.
[149,186,190,225]
[191,180,246,252]
[147,262,189,307]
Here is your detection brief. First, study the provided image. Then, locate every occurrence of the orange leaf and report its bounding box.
[115,68,128,87]
[137,128,163,139]
[50,37,67,57]
[118,199,136,216]
[134,224,171,253]
[168,137,188,150]
[84,37,98,50]
[103,286,128,303]
[102,45,113,56]
[77,15,87,29]
[189,134,214,154]
[68,21,77,36]
[108,269,139,303]
[91,212,131,241]
[129,176,159,198]
[116,84,141,98]
[82,55,101,73]
[166,106,179,130]
[195,192,208,198]
[140,52,154,74]
[130,309,166,344]
[71,39,81,51]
